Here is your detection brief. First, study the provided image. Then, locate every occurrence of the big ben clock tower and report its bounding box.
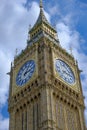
[8,0,86,130]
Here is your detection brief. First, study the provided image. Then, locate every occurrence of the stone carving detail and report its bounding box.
[56,100,65,129]
[15,111,20,130]
[55,96,81,130]
[13,98,40,130]
[66,108,77,130]
[76,110,81,130]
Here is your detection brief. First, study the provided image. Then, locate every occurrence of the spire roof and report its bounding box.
[27,0,59,46]
[34,7,49,26]
[40,0,43,9]
[30,0,56,33]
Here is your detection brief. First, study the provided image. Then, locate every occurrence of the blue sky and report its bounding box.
[0,0,87,129]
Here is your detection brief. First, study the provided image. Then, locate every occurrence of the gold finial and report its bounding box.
[40,0,43,9]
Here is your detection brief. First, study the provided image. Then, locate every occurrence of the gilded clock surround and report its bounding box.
[8,0,86,130]
[55,58,75,84]
[16,60,36,86]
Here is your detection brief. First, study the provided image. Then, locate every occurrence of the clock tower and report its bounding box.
[8,0,86,130]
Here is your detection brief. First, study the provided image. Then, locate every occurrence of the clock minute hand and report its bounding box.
[24,68,31,76]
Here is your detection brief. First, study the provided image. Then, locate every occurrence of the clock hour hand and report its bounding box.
[24,66,34,76]
[24,69,31,76]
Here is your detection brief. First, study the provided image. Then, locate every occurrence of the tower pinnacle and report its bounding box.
[28,0,59,46]
[40,0,43,9]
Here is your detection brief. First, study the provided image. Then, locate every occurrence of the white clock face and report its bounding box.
[55,59,75,84]
[16,60,35,86]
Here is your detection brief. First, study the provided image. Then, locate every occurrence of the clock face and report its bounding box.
[55,59,75,84]
[16,60,35,86]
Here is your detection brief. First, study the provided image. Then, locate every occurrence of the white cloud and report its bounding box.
[0,1,40,54]
[0,50,11,107]
[56,22,81,51]
[48,5,59,16]
[0,115,9,130]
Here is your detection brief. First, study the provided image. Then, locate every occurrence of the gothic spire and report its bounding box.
[28,0,58,45]
[40,0,43,9]
[30,0,50,31]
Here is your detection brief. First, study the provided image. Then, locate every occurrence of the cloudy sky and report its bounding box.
[0,0,87,129]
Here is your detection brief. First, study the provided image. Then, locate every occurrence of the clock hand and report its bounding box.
[24,68,31,76]
[24,66,34,76]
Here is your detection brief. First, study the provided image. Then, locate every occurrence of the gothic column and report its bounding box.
[15,109,22,130]
[50,90,57,129]
[47,88,53,128]
[40,87,48,128]
[27,105,30,130]
[9,110,15,130]
[19,110,22,130]
[38,97,41,128]
[15,110,20,130]
[33,102,38,130]
[78,106,86,130]
[23,108,27,130]
[30,103,33,130]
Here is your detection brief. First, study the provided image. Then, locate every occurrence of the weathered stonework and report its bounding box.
[8,0,86,130]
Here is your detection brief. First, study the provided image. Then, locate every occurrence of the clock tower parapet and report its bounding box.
[14,43,38,68]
